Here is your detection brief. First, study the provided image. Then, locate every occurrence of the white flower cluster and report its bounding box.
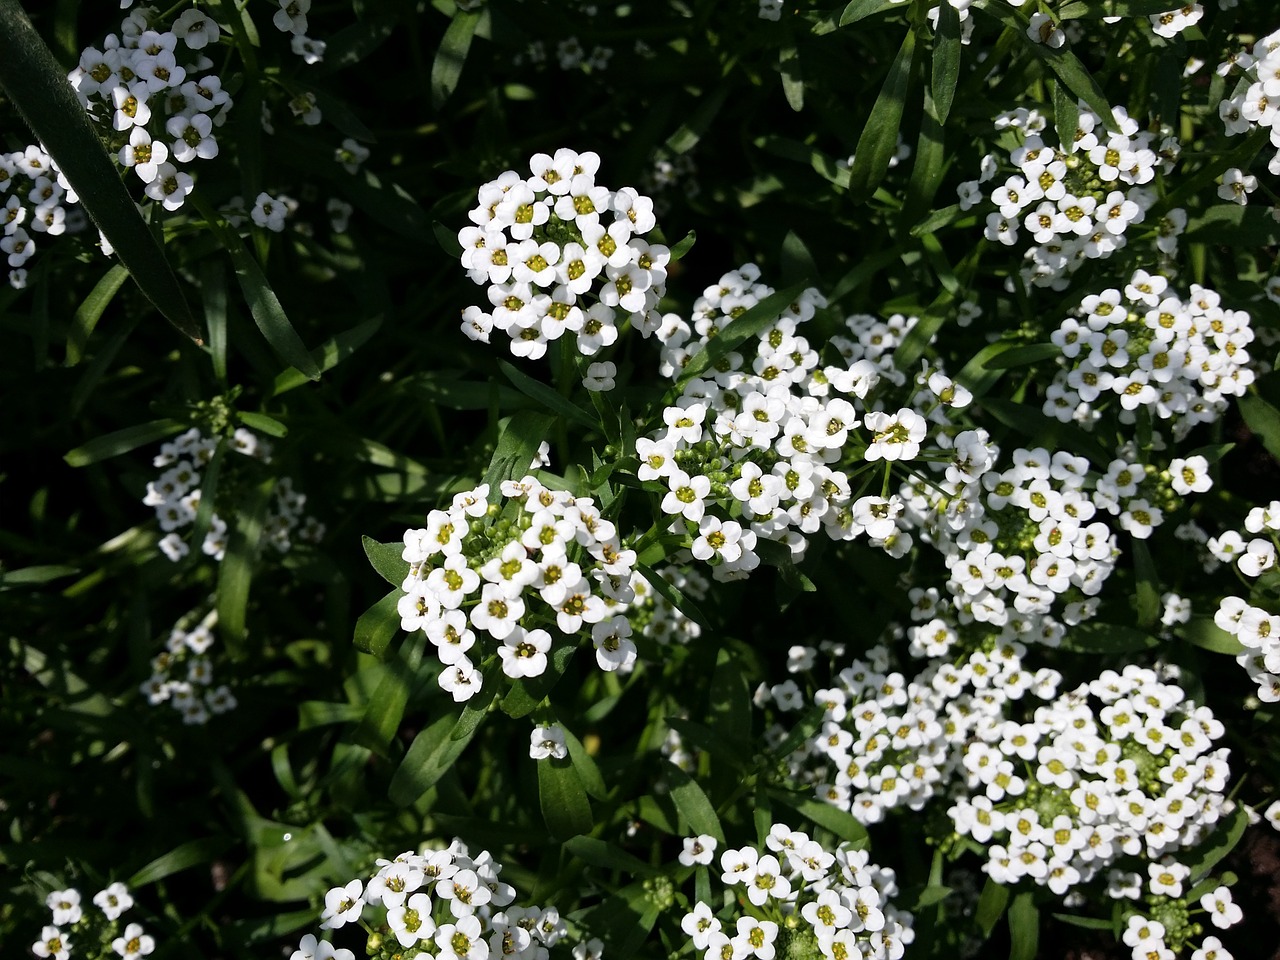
[893,0,1205,46]
[139,608,237,725]
[978,102,1173,290]
[0,145,79,289]
[457,149,670,362]
[300,839,588,960]
[784,639,1062,825]
[398,477,646,702]
[1211,501,1280,702]
[955,666,1231,897]
[1043,272,1257,439]
[69,7,232,211]
[31,883,155,960]
[681,823,914,960]
[638,266,951,581]
[145,426,324,563]
[1219,26,1280,176]
[1121,883,1241,960]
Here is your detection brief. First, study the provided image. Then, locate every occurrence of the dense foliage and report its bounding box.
[6,2,1280,960]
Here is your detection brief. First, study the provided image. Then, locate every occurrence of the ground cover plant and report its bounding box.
[7,1,1280,959]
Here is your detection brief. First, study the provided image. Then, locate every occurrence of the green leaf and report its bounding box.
[637,564,712,631]
[0,564,79,587]
[1239,395,1280,463]
[1178,616,1245,656]
[390,708,486,807]
[497,358,598,430]
[432,11,481,109]
[708,646,753,747]
[1184,206,1280,246]
[338,169,436,244]
[779,45,804,112]
[65,419,184,468]
[353,588,402,658]
[839,0,903,25]
[564,837,657,876]
[352,647,417,757]
[979,397,1110,464]
[1132,539,1160,629]
[272,316,383,396]
[538,757,593,840]
[127,837,229,888]
[665,84,730,154]
[1058,621,1160,654]
[563,726,608,800]
[65,264,129,366]
[780,230,818,285]
[364,535,410,586]
[1187,443,1235,465]
[975,876,1010,937]
[666,765,725,843]
[501,644,576,718]
[1008,891,1039,960]
[217,477,274,657]
[1053,78,1080,156]
[767,789,869,846]
[449,683,498,742]
[983,343,1060,369]
[482,411,558,498]
[670,230,697,261]
[914,885,954,909]
[0,0,201,344]
[848,29,916,202]
[70,315,140,417]
[1184,803,1249,882]
[1050,913,1114,931]
[238,411,288,438]
[202,259,229,385]
[1059,0,1193,16]
[932,0,962,125]
[677,282,811,385]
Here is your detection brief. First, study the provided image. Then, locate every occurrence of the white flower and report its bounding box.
[681,901,721,950]
[497,626,552,678]
[1169,455,1211,495]
[320,879,365,929]
[1200,886,1243,929]
[1219,167,1257,204]
[530,725,568,760]
[173,8,220,49]
[274,0,310,34]
[94,882,134,921]
[583,361,616,391]
[119,128,168,182]
[679,834,718,867]
[111,923,155,960]
[591,616,637,672]
[251,192,288,232]
[32,926,70,960]
[863,408,927,462]
[143,163,194,211]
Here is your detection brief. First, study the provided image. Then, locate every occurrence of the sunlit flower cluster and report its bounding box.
[1042,272,1256,439]
[1211,500,1280,702]
[458,149,669,363]
[977,101,1173,290]
[298,839,590,960]
[398,477,645,701]
[681,823,914,960]
[145,426,324,563]
[1219,26,1280,177]
[31,883,155,960]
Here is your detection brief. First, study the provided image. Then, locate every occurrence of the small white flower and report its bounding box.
[583,360,616,391]
[530,724,568,760]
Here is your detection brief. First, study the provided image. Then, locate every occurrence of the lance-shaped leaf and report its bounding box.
[0,0,201,343]
[847,29,917,203]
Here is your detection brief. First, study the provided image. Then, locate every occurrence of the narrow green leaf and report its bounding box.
[1185,206,1280,246]
[65,264,129,366]
[914,885,954,909]
[975,877,1010,937]
[1008,891,1039,960]
[353,588,401,658]
[910,203,965,237]
[1178,617,1245,656]
[1132,539,1160,629]
[238,412,288,438]
[1059,0,1190,16]
[1187,443,1234,465]
[848,29,916,202]
[497,358,597,429]
[352,653,415,757]
[317,10,398,75]
[390,708,486,807]
[984,343,1060,369]
[839,0,902,25]
[564,837,657,876]
[65,419,184,468]
[501,645,576,718]
[273,316,383,395]
[677,282,811,385]
[904,88,947,224]
[482,411,558,498]
[432,11,481,108]
[70,315,139,417]
[979,397,1110,464]
[1053,79,1081,158]
[665,84,730,154]
[670,230,697,261]
[538,758,593,840]
[364,536,410,587]
[637,564,711,631]
[1185,803,1249,881]
[0,564,80,587]
[932,0,962,125]
[127,837,229,888]
[563,726,608,800]
[448,683,497,742]
[708,646,753,747]
[1058,621,1160,654]
[339,169,435,244]
[0,0,201,343]
[202,259,229,386]
[767,788,870,846]
[1050,913,1115,931]
[666,765,725,843]
[779,45,804,112]
[780,230,818,285]
[217,477,274,657]
[1239,395,1280,463]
